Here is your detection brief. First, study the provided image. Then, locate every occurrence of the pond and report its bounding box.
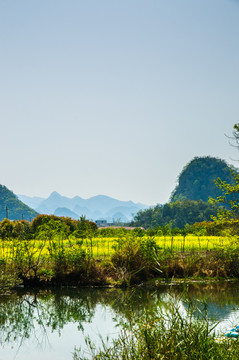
[1,281,239,360]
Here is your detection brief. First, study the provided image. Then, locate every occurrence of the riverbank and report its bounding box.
[2,281,239,360]
[1,242,239,292]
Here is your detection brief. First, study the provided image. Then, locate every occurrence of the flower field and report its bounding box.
[82,235,235,256]
[0,235,235,262]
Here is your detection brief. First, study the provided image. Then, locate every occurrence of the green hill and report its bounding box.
[131,156,237,229]
[131,200,218,229]
[170,156,236,202]
[0,185,38,221]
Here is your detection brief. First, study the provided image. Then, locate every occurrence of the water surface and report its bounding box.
[1,282,239,360]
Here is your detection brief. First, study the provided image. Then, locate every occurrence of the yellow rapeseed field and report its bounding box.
[0,235,235,262]
[154,235,232,252]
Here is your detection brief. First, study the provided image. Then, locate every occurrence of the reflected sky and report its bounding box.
[0,301,119,360]
[0,283,239,360]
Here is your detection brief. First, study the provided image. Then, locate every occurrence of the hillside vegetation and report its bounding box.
[170,156,236,202]
[131,156,237,229]
[0,185,38,221]
[131,200,218,229]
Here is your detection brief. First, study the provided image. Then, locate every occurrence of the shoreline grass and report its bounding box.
[73,294,239,360]
[0,234,239,290]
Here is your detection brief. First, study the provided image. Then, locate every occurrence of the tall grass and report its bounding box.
[154,235,233,252]
[0,234,239,288]
[74,295,239,360]
[0,235,236,261]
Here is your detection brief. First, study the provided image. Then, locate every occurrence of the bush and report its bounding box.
[110,236,161,285]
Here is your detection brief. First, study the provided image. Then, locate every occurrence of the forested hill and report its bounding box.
[0,185,38,221]
[131,200,218,229]
[131,156,237,229]
[170,156,236,202]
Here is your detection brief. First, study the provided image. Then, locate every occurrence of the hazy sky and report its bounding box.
[0,0,238,205]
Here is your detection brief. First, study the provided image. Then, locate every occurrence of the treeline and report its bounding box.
[1,214,239,289]
[0,211,235,241]
[130,200,219,229]
[0,214,97,240]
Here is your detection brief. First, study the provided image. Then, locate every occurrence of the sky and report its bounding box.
[0,0,239,206]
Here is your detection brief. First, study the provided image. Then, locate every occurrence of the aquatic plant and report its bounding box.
[74,295,239,360]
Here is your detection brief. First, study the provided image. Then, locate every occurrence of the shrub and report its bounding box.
[110,236,161,285]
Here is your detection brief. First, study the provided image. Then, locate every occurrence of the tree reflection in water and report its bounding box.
[0,288,99,353]
[0,282,239,359]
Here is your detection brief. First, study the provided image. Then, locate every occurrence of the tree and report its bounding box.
[209,123,239,222]
[228,123,239,148]
[131,200,218,229]
[209,170,239,220]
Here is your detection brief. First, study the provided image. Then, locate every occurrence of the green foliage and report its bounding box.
[10,238,47,281]
[0,219,14,239]
[31,214,97,240]
[35,219,68,241]
[209,169,239,221]
[111,236,161,285]
[2,211,239,289]
[131,200,218,229]
[170,156,237,203]
[0,219,32,240]
[31,214,76,237]
[73,216,97,239]
[192,218,239,236]
[12,220,31,239]
[0,184,38,221]
[49,240,88,280]
[98,227,131,238]
[0,260,21,293]
[0,215,99,286]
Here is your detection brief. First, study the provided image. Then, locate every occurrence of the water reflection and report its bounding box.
[174,281,239,322]
[0,282,239,359]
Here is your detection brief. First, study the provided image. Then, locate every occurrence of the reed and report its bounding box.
[74,295,239,360]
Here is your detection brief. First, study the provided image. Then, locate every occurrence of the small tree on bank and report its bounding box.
[209,123,239,226]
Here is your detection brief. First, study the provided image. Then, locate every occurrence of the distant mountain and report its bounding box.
[35,191,74,214]
[110,211,129,223]
[18,194,45,210]
[0,185,38,221]
[18,192,147,222]
[105,206,143,220]
[170,156,237,202]
[54,207,80,219]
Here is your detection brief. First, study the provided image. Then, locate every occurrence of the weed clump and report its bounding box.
[110,236,161,286]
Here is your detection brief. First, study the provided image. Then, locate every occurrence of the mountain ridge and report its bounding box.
[18,192,148,222]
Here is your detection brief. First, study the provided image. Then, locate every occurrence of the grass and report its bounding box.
[73,294,239,360]
[154,235,232,252]
[0,235,236,261]
[82,235,237,256]
[0,234,239,289]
